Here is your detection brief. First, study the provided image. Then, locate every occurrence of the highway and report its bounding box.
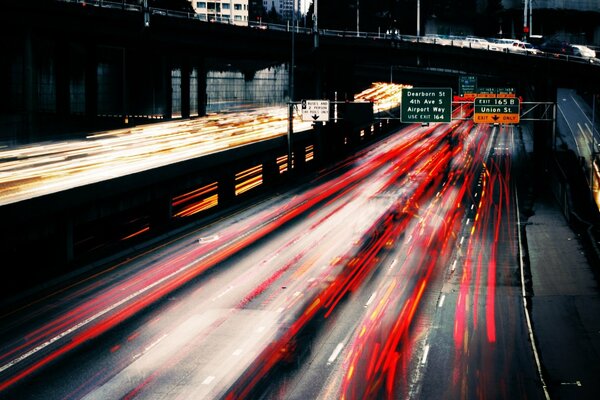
[556,88,600,210]
[0,107,546,399]
[0,107,313,207]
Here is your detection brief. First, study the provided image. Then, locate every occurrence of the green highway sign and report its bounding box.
[477,87,497,98]
[401,88,452,123]
[497,87,516,98]
[459,76,477,96]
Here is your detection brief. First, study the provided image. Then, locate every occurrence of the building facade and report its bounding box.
[189,0,249,25]
[262,0,301,21]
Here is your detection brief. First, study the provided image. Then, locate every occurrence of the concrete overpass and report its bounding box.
[1,0,599,143]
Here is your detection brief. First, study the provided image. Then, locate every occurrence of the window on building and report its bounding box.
[196,1,206,8]
[234,15,242,21]
[234,4,242,10]
[222,3,230,9]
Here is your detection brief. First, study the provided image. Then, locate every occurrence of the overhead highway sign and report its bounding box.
[473,97,520,124]
[301,100,330,122]
[401,88,452,123]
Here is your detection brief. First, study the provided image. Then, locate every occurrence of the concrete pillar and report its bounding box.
[63,216,74,265]
[23,28,34,142]
[262,157,280,188]
[85,44,98,120]
[150,194,172,231]
[181,60,190,119]
[218,170,236,209]
[197,62,207,117]
[56,39,70,117]
[163,56,172,119]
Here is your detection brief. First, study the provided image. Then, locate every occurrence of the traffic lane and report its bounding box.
[2,155,403,399]
[0,107,313,206]
[330,121,492,399]
[412,126,542,400]
[266,251,404,400]
[221,124,466,399]
[261,124,474,399]
[0,120,450,396]
[557,88,598,162]
[337,149,468,399]
[560,88,599,147]
[0,118,423,384]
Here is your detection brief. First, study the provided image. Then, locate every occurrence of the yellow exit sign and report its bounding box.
[473,97,520,124]
[473,113,520,124]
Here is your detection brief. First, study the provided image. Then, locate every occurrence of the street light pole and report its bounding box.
[416,0,420,36]
[529,0,533,36]
[313,0,319,48]
[356,0,359,37]
[523,0,528,39]
[288,0,297,173]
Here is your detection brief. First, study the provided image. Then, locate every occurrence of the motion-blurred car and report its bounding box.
[464,37,499,50]
[539,39,575,56]
[511,40,543,55]
[572,44,596,59]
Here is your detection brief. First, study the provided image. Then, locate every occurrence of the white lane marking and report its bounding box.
[451,260,457,273]
[365,292,377,307]
[557,103,582,157]
[466,218,470,225]
[327,342,345,365]
[438,295,446,308]
[560,381,582,387]
[202,376,215,385]
[233,348,243,356]
[578,122,592,144]
[421,344,430,364]
[460,236,465,245]
[137,334,167,359]
[471,204,474,210]
[389,258,397,270]
[0,250,216,374]
[198,234,220,244]
[212,285,234,301]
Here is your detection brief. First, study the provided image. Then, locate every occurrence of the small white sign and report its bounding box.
[301,100,330,122]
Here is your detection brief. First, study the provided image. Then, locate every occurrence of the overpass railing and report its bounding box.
[54,1,600,66]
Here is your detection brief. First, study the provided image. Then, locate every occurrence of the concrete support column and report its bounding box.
[262,157,280,188]
[197,62,207,117]
[23,28,34,142]
[150,194,173,231]
[293,142,306,174]
[56,39,70,117]
[181,60,190,119]
[163,56,172,119]
[85,43,98,120]
[218,171,236,209]
[63,216,74,265]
